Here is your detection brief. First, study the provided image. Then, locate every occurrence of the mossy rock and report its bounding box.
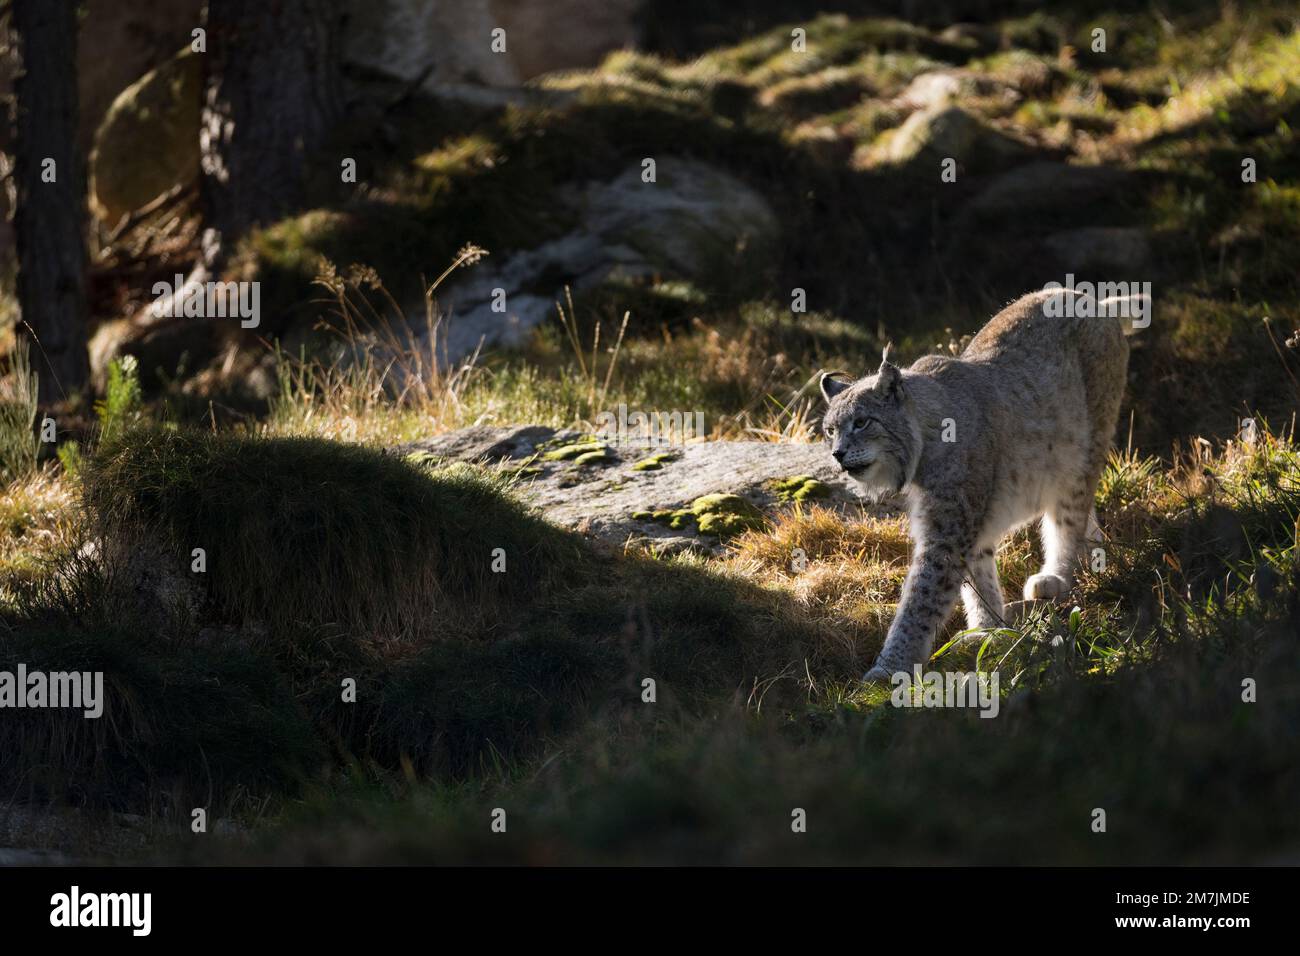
[882,105,1029,174]
[89,48,201,226]
[771,475,832,502]
[538,433,599,450]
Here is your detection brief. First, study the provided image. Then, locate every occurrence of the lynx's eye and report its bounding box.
[853,416,871,431]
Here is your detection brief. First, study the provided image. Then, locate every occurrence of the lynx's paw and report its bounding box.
[864,658,913,684]
[1023,572,1069,600]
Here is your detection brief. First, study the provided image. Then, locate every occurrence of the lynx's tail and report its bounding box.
[1098,294,1150,336]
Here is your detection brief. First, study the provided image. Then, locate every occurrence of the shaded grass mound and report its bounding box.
[0,429,858,823]
[83,428,591,639]
[0,618,323,813]
[0,429,613,813]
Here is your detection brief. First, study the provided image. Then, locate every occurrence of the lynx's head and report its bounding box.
[820,353,919,496]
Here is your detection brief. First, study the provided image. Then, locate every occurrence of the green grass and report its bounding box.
[0,344,39,483]
[3,425,1296,862]
[231,623,1299,865]
[0,617,324,813]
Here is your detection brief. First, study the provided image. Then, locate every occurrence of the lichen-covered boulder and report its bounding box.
[89,49,201,226]
[391,425,895,552]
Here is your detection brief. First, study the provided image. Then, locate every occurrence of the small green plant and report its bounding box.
[0,345,40,483]
[56,441,84,479]
[1096,446,1163,511]
[96,355,143,443]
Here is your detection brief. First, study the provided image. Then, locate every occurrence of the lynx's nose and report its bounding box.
[832,449,846,464]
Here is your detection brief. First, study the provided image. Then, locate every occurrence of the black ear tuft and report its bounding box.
[820,371,851,403]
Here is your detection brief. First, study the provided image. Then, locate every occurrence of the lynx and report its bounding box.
[821,288,1141,682]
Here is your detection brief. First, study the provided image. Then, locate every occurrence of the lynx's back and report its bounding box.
[961,289,1130,443]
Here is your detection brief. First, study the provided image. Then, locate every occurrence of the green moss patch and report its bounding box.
[691,493,767,536]
[405,450,442,466]
[631,451,680,471]
[574,449,613,467]
[631,493,767,536]
[542,441,609,461]
[771,475,832,502]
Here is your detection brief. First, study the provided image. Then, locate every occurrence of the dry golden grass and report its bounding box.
[730,504,910,570]
[0,468,79,582]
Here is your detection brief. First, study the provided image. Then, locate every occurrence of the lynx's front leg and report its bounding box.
[865,537,968,682]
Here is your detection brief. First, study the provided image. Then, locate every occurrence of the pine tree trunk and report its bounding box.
[200,0,343,254]
[10,0,91,406]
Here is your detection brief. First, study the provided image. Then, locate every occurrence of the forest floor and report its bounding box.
[0,1,1298,863]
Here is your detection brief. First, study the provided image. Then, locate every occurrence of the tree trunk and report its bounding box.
[200,0,343,256]
[10,0,91,406]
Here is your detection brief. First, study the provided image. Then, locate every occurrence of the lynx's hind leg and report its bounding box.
[1024,485,1091,600]
[962,546,1006,631]
[1025,452,1109,601]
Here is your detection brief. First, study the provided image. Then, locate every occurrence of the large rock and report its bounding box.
[892,70,1014,112]
[876,105,1030,172]
[390,425,895,552]
[1044,227,1150,273]
[432,158,779,363]
[585,159,779,276]
[0,0,637,156]
[964,162,1132,218]
[89,49,202,227]
[492,0,642,81]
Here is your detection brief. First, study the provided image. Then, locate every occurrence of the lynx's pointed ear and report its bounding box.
[820,370,851,403]
[876,358,903,402]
